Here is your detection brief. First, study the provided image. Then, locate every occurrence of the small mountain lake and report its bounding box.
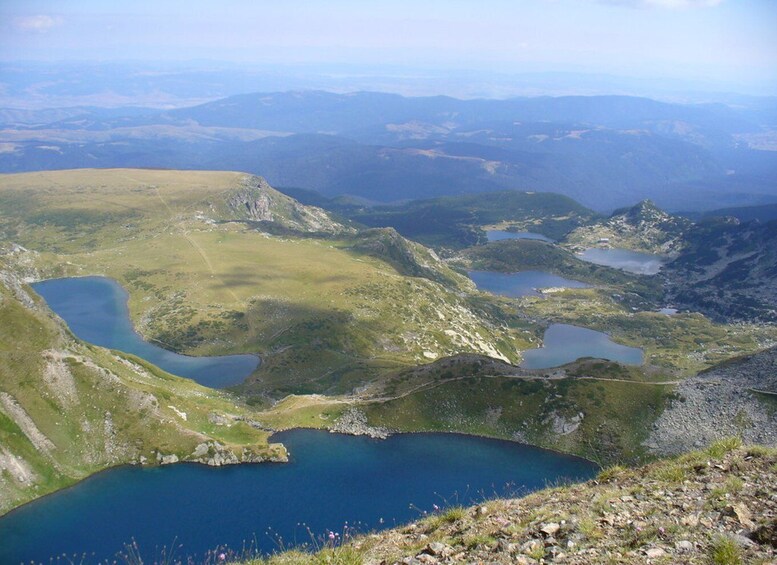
[520,323,644,369]
[577,248,663,275]
[31,276,259,388]
[0,429,598,564]
[468,270,589,298]
[486,230,554,243]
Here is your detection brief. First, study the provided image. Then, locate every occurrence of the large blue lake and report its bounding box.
[578,248,663,275]
[32,277,259,388]
[0,429,598,564]
[468,270,589,298]
[486,230,554,243]
[521,323,644,369]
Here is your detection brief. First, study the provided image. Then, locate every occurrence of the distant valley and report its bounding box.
[2,91,777,211]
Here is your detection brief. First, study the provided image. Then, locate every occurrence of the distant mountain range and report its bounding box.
[2,91,776,211]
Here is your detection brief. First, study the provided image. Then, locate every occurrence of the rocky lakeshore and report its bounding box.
[330,408,391,439]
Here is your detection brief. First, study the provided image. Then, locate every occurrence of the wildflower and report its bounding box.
[433,504,440,511]
[328,531,336,541]
[218,553,227,562]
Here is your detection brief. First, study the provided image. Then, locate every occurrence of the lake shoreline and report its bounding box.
[0,430,599,563]
[0,425,600,520]
[31,275,262,387]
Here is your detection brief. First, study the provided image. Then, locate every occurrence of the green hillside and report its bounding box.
[0,264,285,514]
[0,169,531,399]
[2,168,775,517]
[336,190,598,249]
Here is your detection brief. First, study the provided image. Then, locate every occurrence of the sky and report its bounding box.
[1,0,776,94]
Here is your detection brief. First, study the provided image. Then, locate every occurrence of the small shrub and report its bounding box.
[745,445,770,458]
[652,463,687,483]
[426,505,466,531]
[440,506,466,523]
[312,546,363,565]
[626,524,660,549]
[527,543,546,560]
[706,437,742,458]
[709,535,742,565]
[578,516,604,540]
[464,533,496,549]
[597,465,626,482]
[725,476,744,494]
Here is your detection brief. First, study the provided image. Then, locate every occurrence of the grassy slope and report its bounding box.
[0,267,285,515]
[0,169,531,398]
[2,168,775,513]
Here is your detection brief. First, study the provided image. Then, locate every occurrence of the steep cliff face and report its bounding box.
[0,263,286,515]
[222,175,353,234]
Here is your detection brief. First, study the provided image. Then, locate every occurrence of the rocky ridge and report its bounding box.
[663,217,777,323]
[222,174,353,234]
[564,200,691,255]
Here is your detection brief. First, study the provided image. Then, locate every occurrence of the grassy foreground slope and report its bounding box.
[253,441,777,564]
[0,264,285,515]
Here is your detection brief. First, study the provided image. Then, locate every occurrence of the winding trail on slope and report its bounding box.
[367,372,679,404]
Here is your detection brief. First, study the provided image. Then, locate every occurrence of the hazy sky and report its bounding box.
[1,0,776,92]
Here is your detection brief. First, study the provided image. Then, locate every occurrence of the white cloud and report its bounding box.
[599,0,723,7]
[13,15,63,33]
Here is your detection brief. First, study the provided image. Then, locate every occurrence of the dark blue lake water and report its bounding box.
[0,429,597,564]
[468,270,589,298]
[521,323,644,369]
[31,277,259,388]
[578,248,663,275]
[485,230,554,243]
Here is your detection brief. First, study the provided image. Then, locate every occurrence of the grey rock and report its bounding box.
[330,408,390,439]
[675,540,694,552]
[645,547,665,558]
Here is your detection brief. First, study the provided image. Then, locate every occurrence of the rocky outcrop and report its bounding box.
[186,441,287,466]
[224,175,351,234]
[330,407,390,439]
[647,346,777,455]
[564,200,690,255]
[348,227,471,289]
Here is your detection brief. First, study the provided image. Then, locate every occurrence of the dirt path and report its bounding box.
[368,372,679,404]
[151,185,240,303]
